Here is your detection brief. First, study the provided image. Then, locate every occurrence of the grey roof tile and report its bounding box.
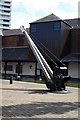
[30,13,61,23]
[3,28,29,36]
[64,18,80,28]
[62,53,80,62]
[2,47,36,61]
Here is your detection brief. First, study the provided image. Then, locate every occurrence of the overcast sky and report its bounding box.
[11,0,79,29]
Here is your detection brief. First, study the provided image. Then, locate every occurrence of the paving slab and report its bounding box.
[0,79,79,119]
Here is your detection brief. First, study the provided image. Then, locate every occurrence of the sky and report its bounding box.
[11,0,79,29]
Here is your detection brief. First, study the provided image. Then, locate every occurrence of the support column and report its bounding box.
[17,62,21,76]
[16,62,21,80]
[35,62,37,80]
[4,62,7,79]
[52,64,57,91]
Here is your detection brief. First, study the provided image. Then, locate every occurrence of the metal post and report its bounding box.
[10,76,13,84]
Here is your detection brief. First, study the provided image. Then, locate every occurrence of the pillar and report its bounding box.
[4,62,7,79]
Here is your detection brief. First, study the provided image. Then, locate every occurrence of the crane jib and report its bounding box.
[20,26,71,92]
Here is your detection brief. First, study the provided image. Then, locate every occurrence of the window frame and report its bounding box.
[53,22,61,30]
[4,65,13,71]
[31,24,37,33]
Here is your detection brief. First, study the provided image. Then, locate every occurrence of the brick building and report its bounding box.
[1,14,80,79]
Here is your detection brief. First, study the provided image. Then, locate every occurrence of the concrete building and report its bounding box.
[0,0,11,30]
[78,1,80,18]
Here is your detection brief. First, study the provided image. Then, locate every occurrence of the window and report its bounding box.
[17,36,24,46]
[3,24,9,27]
[4,65,13,71]
[3,10,10,13]
[3,20,9,22]
[31,24,36,32]
[53,22,61,30]
[3,5,10,8]
[4,1,11,4]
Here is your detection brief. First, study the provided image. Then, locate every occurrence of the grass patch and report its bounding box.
[16,79,45,84]
[25,79,45,84]
[16,79,80,88]
[66,81,80,88]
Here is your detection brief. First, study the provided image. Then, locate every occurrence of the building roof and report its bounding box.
[2,47,36,62]
[64,18,80,28]
[3,29,23,36]
[30,13,80,28]
[3,28,29,36]
[62,53,80,62]
[30,13,72,28]
[31,13,61,23]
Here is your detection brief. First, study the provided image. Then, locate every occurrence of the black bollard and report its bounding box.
[10,76,13,84]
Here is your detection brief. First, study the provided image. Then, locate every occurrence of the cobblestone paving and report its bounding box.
[0,79,79,119]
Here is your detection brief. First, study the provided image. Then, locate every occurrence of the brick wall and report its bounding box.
[2,35,29,47]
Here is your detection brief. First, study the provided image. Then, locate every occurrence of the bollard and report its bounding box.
[10,76,13,84]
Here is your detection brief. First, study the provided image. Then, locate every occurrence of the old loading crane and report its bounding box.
[20,26,71,92]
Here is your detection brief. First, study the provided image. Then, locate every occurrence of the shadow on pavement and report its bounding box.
[2,87,73,94]
[2,102,79,118]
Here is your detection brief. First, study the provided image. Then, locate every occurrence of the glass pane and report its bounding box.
[53,22,61,30]
[31,24,36,32]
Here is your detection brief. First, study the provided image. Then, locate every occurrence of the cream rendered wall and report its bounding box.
[22,62,35,76]
[2,62,36,76]
[2,62,80,78]
[68,62,80,78]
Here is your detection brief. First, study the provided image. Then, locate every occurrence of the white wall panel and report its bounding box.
[68,62,80,78]
[22,62,35,75]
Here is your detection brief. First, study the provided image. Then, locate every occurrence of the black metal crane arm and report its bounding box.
[30,33,65,67]
[20,26,71,92]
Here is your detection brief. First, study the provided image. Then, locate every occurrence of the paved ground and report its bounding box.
[0,79,79,119]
